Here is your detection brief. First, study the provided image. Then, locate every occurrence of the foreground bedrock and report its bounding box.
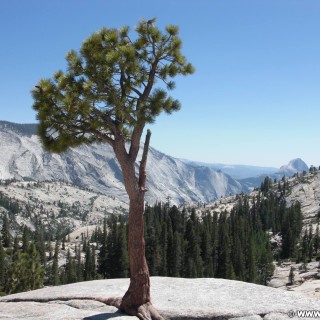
[1,277,320,320]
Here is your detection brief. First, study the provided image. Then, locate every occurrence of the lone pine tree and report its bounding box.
[32,18,194,319]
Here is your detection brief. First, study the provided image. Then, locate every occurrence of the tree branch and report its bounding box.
[90,128,115,147]
[128,85,143,98]
[138,129,151,192]
[129,124,144,162]
[140,60,158,103]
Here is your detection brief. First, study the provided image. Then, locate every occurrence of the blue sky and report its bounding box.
[0,1,319,167]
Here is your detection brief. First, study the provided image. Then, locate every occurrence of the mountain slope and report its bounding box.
[202,170,320,230]
[0,180,128,235]
[0,121,245,204]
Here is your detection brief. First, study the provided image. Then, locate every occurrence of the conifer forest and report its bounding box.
[1,177,319,296]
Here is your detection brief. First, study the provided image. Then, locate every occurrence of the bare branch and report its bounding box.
[138,129,151,192]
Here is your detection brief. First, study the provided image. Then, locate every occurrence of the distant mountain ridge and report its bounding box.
[180,158,278,179]
[0,121,246,205]
[0,121,37,136]
[181,157,309,191]
[0,121,309,203]
[239,158,309,190]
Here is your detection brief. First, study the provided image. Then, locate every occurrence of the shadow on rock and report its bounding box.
[83,311,129,319]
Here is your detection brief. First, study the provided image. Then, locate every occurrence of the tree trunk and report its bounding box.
[111,131,165,319]
[121,193,150,307]
[119,130,151,307]
[119,193,164,320]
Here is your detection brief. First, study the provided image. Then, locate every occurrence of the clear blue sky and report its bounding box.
[0,0,319,168]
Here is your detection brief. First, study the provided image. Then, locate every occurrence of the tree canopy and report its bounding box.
[32,18,194,154]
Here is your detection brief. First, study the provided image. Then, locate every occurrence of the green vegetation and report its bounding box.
[1,174,318,296]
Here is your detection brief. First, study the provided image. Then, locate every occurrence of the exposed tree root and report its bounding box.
[99,296,166,320]
[97,296,122,308]
[123,302,165,320]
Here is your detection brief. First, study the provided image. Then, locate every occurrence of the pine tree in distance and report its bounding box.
[32,18,194,320]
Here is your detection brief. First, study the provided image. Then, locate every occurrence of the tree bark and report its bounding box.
[121,194,150,306]
[111,130,165,320]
